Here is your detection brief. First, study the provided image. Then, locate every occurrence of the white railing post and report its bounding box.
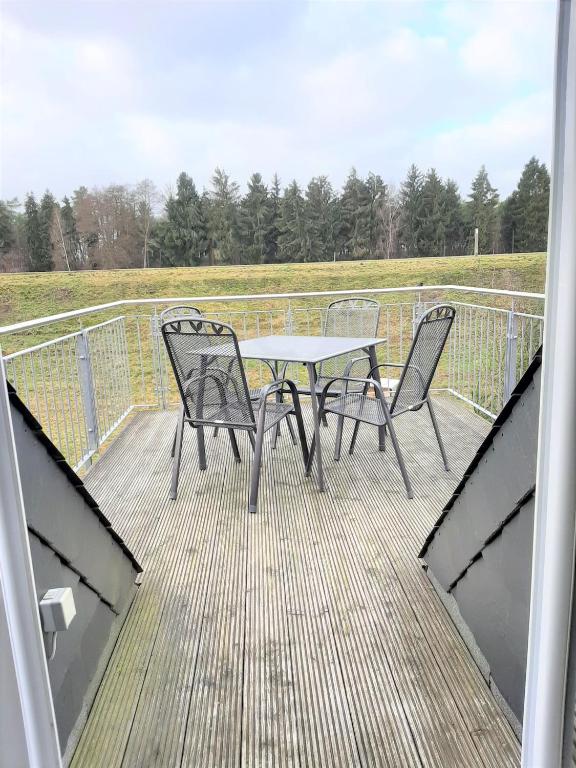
[522,2,576,765]
[0,355,62,767]
[151,310,167,410]
[503,310,518,402]
[76,331,99,456]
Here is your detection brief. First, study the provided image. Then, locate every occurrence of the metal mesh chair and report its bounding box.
[162,316,309,512]
[160,305,202,323]
[316,298,382,387]
[281,298,381,428]
[160,306,297,449]
[309,305,456,499]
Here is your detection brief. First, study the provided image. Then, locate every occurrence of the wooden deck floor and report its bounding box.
[71,397,520,768]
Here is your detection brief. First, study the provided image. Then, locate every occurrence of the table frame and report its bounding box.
[238,335,386,491]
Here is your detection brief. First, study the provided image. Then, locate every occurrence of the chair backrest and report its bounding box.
[160,305,202,323]
[161,317,255,428]
[319,298,381,379]
[322,298,381,338]
[391,305,455,414]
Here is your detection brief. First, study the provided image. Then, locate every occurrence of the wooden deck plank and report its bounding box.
[71,397,520,768]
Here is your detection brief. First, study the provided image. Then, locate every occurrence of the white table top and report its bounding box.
[238,335,386,365]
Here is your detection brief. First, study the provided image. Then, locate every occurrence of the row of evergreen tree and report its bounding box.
[0,158,550,272]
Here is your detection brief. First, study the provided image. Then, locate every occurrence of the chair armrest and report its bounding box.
[318,376,384,400]
[257,378,297,403]
[342,355,371,378]
[368,362,425,387]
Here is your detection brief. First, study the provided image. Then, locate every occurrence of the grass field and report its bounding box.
[0,253,546,467]
[0,252,546,338]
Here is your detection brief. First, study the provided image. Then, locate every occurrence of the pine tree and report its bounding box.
[365,173,386,258]
[419,169,445,257]
[39,191,56,270]
[0,201,15,255]
[208,168,240,264]
[238,173,270,264]
[163,172,207,266]
[442,180,465,256]
[55,196,81,269]
[466,166,500,254]
[304,176,335,262]
[501,157,549,253]
[24,194,49,271]
[338,169,371,259]
[278,181,306,262]
[265,173,281,262]
[398,164,424,257]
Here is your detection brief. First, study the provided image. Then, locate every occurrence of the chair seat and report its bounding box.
[324,393,391,426]
[193,399,293,432]
[253,400,294,431]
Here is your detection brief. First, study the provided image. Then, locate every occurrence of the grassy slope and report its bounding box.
[0,253,546,333]
[0,253,546,442]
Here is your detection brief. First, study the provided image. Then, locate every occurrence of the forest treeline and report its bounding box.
[0,157,549,272]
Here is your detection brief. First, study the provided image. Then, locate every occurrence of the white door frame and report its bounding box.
[0,354,62,767]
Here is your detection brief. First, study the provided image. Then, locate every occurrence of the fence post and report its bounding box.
[151,310,167,410]
[412,293,423,338]
[76,331,99,456]
[503,310,518,402]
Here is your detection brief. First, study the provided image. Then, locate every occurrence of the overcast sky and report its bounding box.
[0,0,556,203]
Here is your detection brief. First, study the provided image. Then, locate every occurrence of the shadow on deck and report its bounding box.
[71,396,520,768]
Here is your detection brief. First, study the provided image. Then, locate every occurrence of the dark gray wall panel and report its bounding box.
[451,497,534,721]
[29,535,130,752]
[8,391,140,759]
[12,408,137,610]
[425,368,539,589]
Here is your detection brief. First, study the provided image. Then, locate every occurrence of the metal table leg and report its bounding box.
[305,361,325,491]
[367,344,386,451]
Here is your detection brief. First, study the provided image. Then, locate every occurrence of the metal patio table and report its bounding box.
[238,335,387,492]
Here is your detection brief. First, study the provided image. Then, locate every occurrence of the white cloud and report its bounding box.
[119,113,296,192]
[0,1,557,200]
[452,1,554,85]
[411,91,552,194]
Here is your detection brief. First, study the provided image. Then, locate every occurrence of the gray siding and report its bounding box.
[421,351,541,727]
[452,496,534,720]
[424,367,539,591]
[29,535,127,751]
[7,387,141,760]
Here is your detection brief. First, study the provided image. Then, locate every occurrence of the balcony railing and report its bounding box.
[0,285,544,472]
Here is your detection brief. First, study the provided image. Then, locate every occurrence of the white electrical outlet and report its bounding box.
[39,587,76,632]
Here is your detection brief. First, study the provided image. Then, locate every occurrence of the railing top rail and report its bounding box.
[2,315,126,359]
[0,284,545,336]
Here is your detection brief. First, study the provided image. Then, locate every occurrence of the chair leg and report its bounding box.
[286,415,298,445]
[349,420,361,455]
[289,393,310,468]
[272,389,282,450]
[170,410,185,500]
[197,426,207,471]
[427,397,449,471]
[248,431,256,451]
[213,426,219,438]
[171,406,184,457]
[306,432,316,475]
[349,382,371,456]
[334,414,345,461]
[228,429,241,463]
[384,415,413,500]
[248,423,266,514]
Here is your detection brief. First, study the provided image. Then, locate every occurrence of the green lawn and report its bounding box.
[0,253,546,466]
[0,252,546,344]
